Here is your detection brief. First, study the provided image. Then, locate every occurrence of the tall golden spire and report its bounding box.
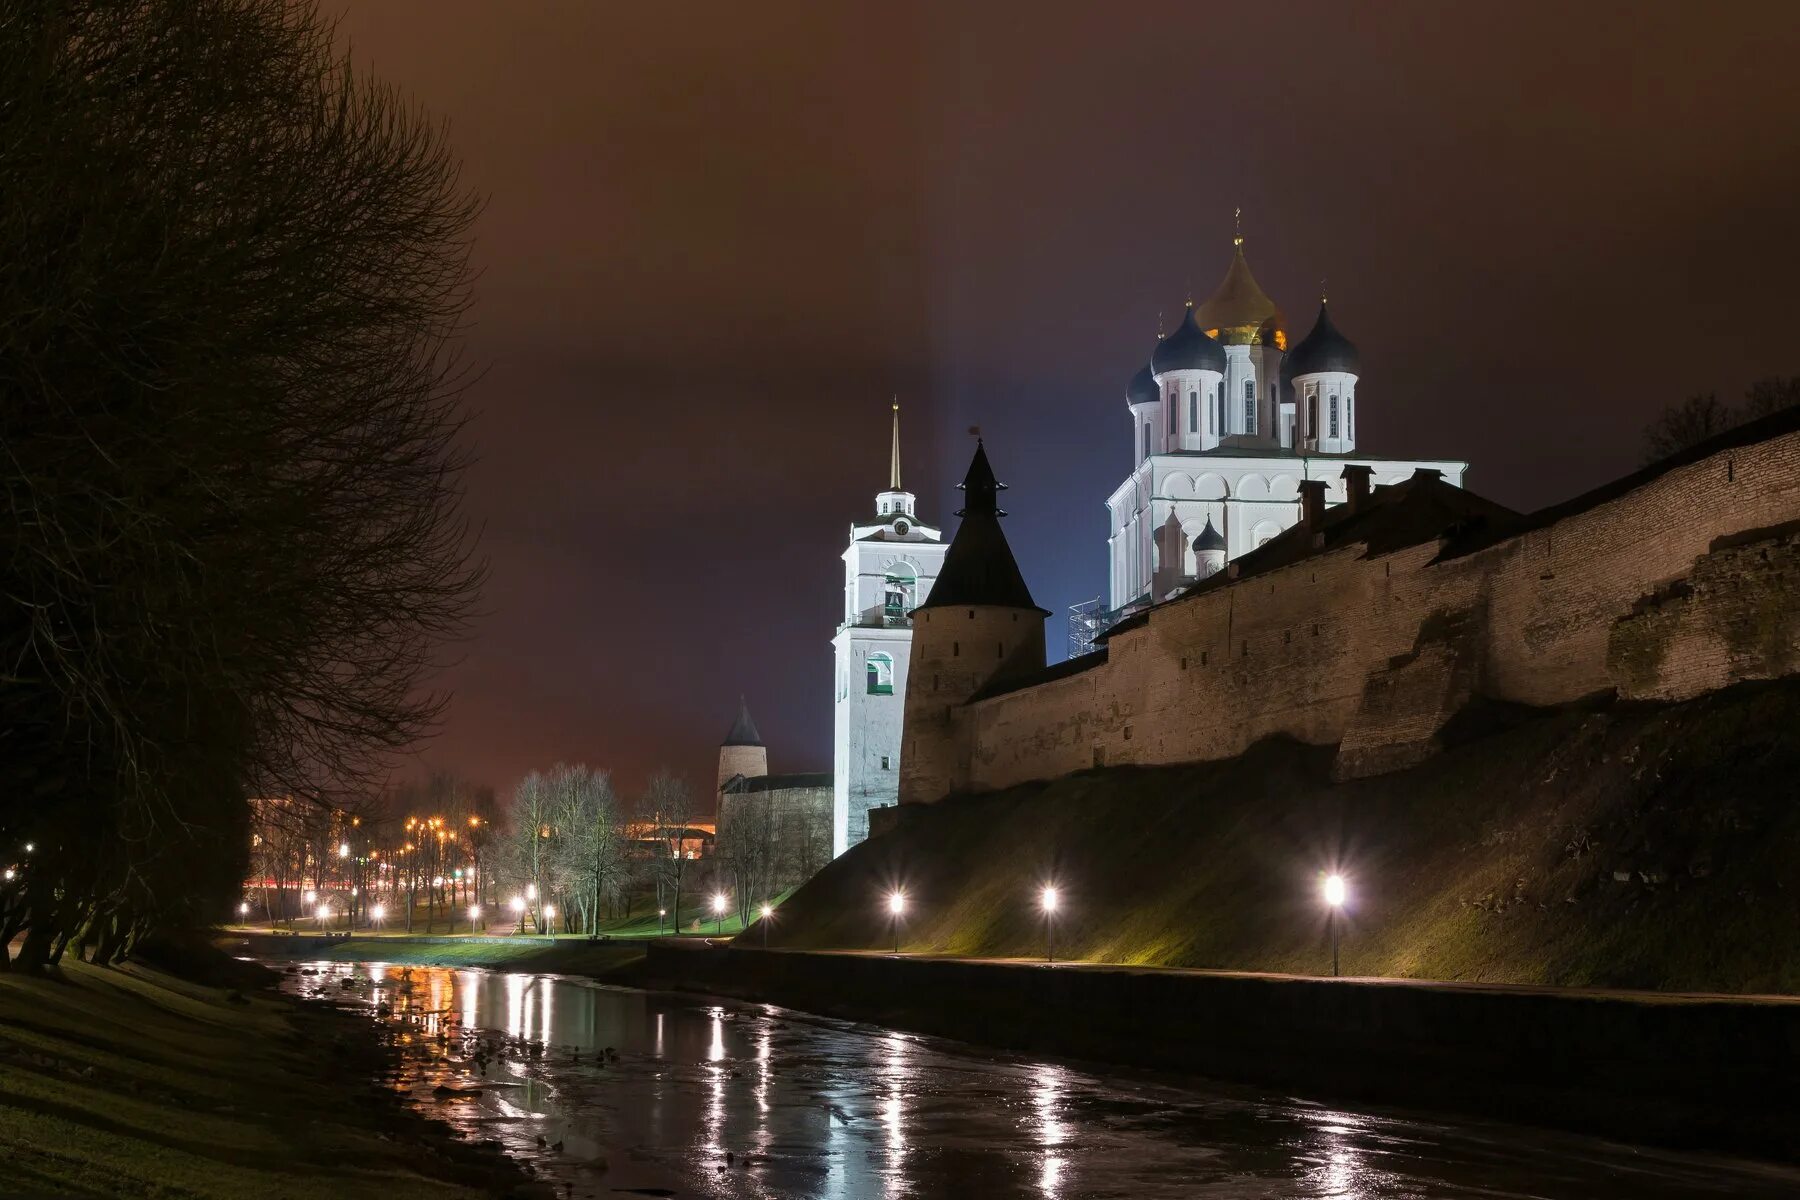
[889,398,901,491]
[1233,205,1243,248]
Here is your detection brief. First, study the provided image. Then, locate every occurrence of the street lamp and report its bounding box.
[510,894,525,934]
[543,903,556,934]
[887,891,906,955]
[337,842,349,859]
[658,907,667,934]
[370,903,387,926]
[316,902,332,928]
[712,892,727,936]
[759,902,773,950]
[1323,873,1347,977]
[1040,886,1060,964]
[469,904,482,928]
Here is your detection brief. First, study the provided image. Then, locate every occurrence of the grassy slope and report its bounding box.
[766,680,1800,993]
[0,960,525,1199]
[241,936,647,976]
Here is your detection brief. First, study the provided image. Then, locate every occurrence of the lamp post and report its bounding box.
[543,904,556,935]
[712,892,727,937]
[511,895,525,934]
[887,891,906,955]
[759,903,773,950]
[658,908,666,935]
[1323,873,1347,977]
[1040,886,1059,964]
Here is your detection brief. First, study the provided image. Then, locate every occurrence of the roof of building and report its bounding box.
[1193,516,1226,552]
[721,697,762,747]
[720,771,833,795]
[1283,300,1360,378]
[1103,469,1520,641]
[1126,361,1160,406]
[1150,303,1228,376]
[968,646,1110,703]
[916,441,1047,614]
[1194,240,1287,348]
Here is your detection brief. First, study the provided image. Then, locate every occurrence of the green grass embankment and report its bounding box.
[766,679,1800,993]
[226,933,647,978]
[0,957,532,1198]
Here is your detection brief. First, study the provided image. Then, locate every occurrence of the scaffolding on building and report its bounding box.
[1068,597,1110,659]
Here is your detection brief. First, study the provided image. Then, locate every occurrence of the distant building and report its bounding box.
[714,699,831,893]
[831,404,948,855]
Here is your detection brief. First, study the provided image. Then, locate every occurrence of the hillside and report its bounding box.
[764,679,1800,992]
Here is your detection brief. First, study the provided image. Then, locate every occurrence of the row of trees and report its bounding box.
[0,1,482,971]
[1640,377,1799,464]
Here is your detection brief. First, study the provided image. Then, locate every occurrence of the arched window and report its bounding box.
[1188,391,1198,432]
[1214,387,1224,434]
[1329,396,1340,437]
[1307,392,1319,440]
[884,564,917,619]
[1242,379,1256,435]
[1169,398,1177,434]
[1142,422,1151,460]
[866,653,894,695]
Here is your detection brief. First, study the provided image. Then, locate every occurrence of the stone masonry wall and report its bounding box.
[946,428,1800,797]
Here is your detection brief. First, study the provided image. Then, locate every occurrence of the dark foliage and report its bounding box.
[0,0,482,969]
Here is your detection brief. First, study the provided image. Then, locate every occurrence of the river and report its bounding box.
[278,960,1798,1199]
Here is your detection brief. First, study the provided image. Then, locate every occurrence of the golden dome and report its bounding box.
[1194,241,1288,350]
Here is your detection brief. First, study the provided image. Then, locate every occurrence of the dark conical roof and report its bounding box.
[1284,300,1361,378]
[722,696,762,747]
[1125,361,1159,408]
[1150,303,1227,376]
[917,441,1044,613]
[1193,516,1225,552]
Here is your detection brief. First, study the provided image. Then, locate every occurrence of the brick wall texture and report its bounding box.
[928,428,1800,798]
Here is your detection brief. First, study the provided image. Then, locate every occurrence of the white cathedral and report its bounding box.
[829,230,1468,856]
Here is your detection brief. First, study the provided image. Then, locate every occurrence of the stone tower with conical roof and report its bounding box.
[899,440,1049,807]
[717,696,768,795]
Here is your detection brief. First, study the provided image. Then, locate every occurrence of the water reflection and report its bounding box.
[277,961,1800,1200]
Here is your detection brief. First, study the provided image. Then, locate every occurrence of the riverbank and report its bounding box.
[0,952,540,1198]
[222,930,647,978]
[642,940,1800,1162]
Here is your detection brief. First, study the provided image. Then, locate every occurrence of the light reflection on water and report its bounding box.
[278,961,1800,1200]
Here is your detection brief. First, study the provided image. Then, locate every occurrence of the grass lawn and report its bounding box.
[0,958,531,1198]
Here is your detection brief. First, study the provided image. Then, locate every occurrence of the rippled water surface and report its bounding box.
[278,961,1797,1199]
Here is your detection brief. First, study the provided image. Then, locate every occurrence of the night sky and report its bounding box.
[330,2,1800,806]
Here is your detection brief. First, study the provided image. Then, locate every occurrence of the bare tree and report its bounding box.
[543,765,622,936]
[642,771,696,934]
[1742,376,1800,422]
[1641,378,1800,464]
[504,772,552,933]
[0,0,483,970]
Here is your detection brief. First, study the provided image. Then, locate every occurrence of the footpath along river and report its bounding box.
[277,960,1799,1199]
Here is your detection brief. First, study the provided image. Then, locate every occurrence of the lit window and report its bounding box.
[866,653,894,695]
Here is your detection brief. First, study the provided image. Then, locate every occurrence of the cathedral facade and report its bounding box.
[1105,232,1465,618]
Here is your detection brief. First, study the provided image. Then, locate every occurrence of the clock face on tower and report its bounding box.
[894,519,910,536]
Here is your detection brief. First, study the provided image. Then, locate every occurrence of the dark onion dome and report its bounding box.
[1284,300,1361,378]
[917,440,1047,613]
[722,696,763,747]
[1150,303,1227,375]
[1125,361,1159,408]
[1194,240,1287,349]
[1192,516,1225,552]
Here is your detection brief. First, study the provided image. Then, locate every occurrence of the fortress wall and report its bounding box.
[947,428,1800,796]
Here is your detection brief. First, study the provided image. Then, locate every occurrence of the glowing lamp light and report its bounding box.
[337,842,349,859]
[509,896,525,913]
[658,908,666,917]
[302,889,316,904]
[1041,886,1060,914]
[468,905,482,922]
[23,842,34,854]
[887,891,906,916]
[712,893,728,915]
[525,883,537,900]
[432,875,444,888]
[238,902,249,916]
[759,903,773,920]
[1323,874,1347,908]
[3,868,14,881]
[543,904,555,921]
[316,903,331,922]
[370,903,387,922]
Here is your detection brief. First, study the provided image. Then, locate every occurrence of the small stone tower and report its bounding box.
[899,440,1048,806]
[717,697,768,795]
[1193,516,1227,579]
